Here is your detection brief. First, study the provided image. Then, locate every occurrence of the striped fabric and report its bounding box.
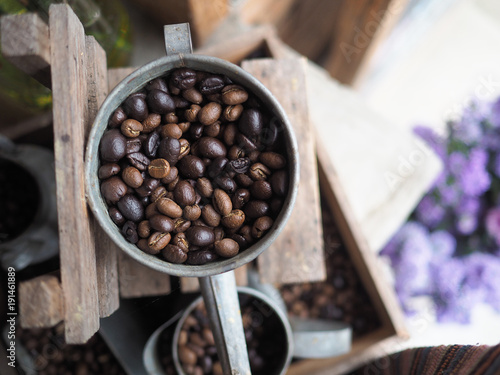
[350,344,500,375]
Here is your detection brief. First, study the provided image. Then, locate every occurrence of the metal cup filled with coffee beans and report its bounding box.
[85,23,299,374]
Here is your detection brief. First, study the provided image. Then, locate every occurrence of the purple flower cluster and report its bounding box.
[381,97,500,323]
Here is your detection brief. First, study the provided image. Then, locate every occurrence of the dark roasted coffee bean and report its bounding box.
[259,151,286,169]
[172,232,189,252]
[138,220,151,238]
[121,119,143,137]
[109,207,125,226]
[236,133,258,153]
[122,221,138,243]
[199,75,225,95]
[179,138,191,160]
[198,102,222,125]
[149,214,175,233]
[213,175,237,193]
[186,248,217,265]
[174,180,196,206]
[182,87,203,104]
[117,194,144,222]
[162,244,187,263]
[135,177,159,197]
[147,89,175,114]
[161,166,178,184]
[230,233,248,249]
[158,137,181,165]
[174,96,191,109]
[101,176,127,203]
[173,218,191,233]
[167,175,180,191]
[189,123,204,140]
[148,232,171,253]
[148,158,170,179]
[214,238,239,258]
[203,121,221,138]
[144,131,160,158]
[145,202,160,218]
[164,112,178,123]
[146,77,168,93]
[125,137,142,155]
[221,85,248,105]
[207,157,228,178]
[141,195,150,206]
[183,204,201,221]
[248,150,260,163]
[248,162,271,181]
[123,94,148,121]
[250,180,272,200]
[196,177,214,198]
[270,169,288,196]
[201,204,221,227]
[223,104,243,122]
[251,216,273,239]
[137,238,151,253]
[222,123,237,146]
[186,226,215,247]
[142,113,162,133]
[185,104,201,122]
[244,200,269,219]
[160,123,182,139]
[239,108,263,137]
[98,163,120,180]
[227,157,251,173]
[270,197,283,214]
[228,145,245,160]
[127,152,150,171]
[213,188,232,216]
[109,106,127,128]
[171,68,197,90]
[100,129,126,162]
[214,227,225,242]
[221,209,245,229]
[178,121,190,134]
[157,197,183,218]
[178,155,205,179]
[235,173,253,188]
[232,188,250,209]
[196,137,227,159]
[122,166,143,188]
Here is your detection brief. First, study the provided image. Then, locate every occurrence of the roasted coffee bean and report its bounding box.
[138,220,151,238]
[161,166,178,184]
[248,150,260,163]
[136,238,152,253]
[123,94,148,121]
[147,89,175,114]
[174,180,196,206]
[270,198,283,214]
[183,204,201,221]
[171,68,197,90]
[174,218,191,233]
[178,155,205,179]
[140,196,150,206]
[251,216,273,239]
[121,119,143,137]
[201,204,221,227]
[238,108,263,137]
[157,197,183,218]
[142,113,162,133]
[248,162,271,181]
[122,221,138,243]
[160,123,182,139]
[228,145,245,160]
[214,227,225,242]
[122,166,143,188]
[213,188,232,216]
[221,84,248,105]
[145,202,160,218]
[179,138,191,160]
[223,104,243,122]
[207,157,228,178]
[167,175,180,191]
[250,180,272,200]
[98,163,120,180]
[185,104,201,122]
[235,133,258,153]
[172,232,189,252]
[196,177,214,198]
[221,209,245,229]
[182,87,203,104]
[146,77,169,93]
[100,129,126,162]
[259,151,286,169]
[270,169,288,196]
[127,152,150,171]
[109,106,127,128]
[158,137,181,165]
[135,177,159,197]
[101,176,127,203]
[199,75,224,95]
[260,121,279,147]
[222,123,238,146]
[214,238,239,258]
[173,96,191,109]
[203,121,221,138]
[124,138,141,155]
[143,131,160,158]
[227,157,251,173]
[164,112,178,123]
[148,158,170,179]
[244,201,269,219]
[231,233,249,249]
[186,248,217,265]
[213,175,237,193]
[117,194,144,222]
[232,188,250,209]
[162,244,187,263]
[178,121,190,133]
[148,232,171,253]
[235,173,253,188]
[189,123,204,140]
[186,226,215,247]
[109,207,125,226]
[198,102,221,125]
[196,137,227,159]
[150,214,175,233]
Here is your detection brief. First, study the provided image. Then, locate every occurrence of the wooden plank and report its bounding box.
[180,266,248,293]
[108,67,137,91]
[240,0,296,25]
[49,4,99,344]
[19,275,64,328]
[242,58,325,285]
[0,13,51,88]
[85,36,120,318]
[118,252,171,298]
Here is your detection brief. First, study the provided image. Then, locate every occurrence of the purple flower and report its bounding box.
[454,197,481,235]
[485,207,500,246]
[490,97,500,128]
[413,125,446,160]
[459,148,490,197]
[429,230,456,259]
[447,151,467,176]
[415,195,446,229]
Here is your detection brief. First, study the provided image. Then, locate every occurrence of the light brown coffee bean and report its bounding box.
[213,188,232,216]
[196,177,213,198]
[148,158,170,179]
[160,123,182,139]
[184,204,201,221]
[161,166,178,185]
[221,85,248,105]
[214,238,239,258]
[182,88,203,104]
[145,202,160,218]
[149,214,175,232]
[259,151,286,169]
[147,232,171,253]
[122,166,143,188]
[172,232,189,252]
[201,204,221,227]
[222,123,237,146]
[157,197,183,218]
[198,102,222,125]
[222,104,243,122]
[142,113,161,133]
[121,119,143,137]
[250,180,273,200]
[249,162,271,181]
[203,121,221,138]
[174,218,191,233]
[185,104,201,122]
[221,209,245,229]
[164,112,178,124]
[178,345,197,366]
[138,220,151,238]
[151,185,167,203]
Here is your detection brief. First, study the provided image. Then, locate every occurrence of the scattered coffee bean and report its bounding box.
[122,166,143,188]
[101,176,127,203]
[121,119,143,137]
[185,226,215,247]
[100,129,127,162]
[123,93,148,121]
[148,158,171,179]
[98,163,120,180]
[214,238,239,257]
[162,244,188,264]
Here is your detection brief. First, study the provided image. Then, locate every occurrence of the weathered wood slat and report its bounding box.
[242,58,326,285]
[19,275,64,328]
[180,266,248,293]
[49,4,99,344]
[0,13,51,87]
